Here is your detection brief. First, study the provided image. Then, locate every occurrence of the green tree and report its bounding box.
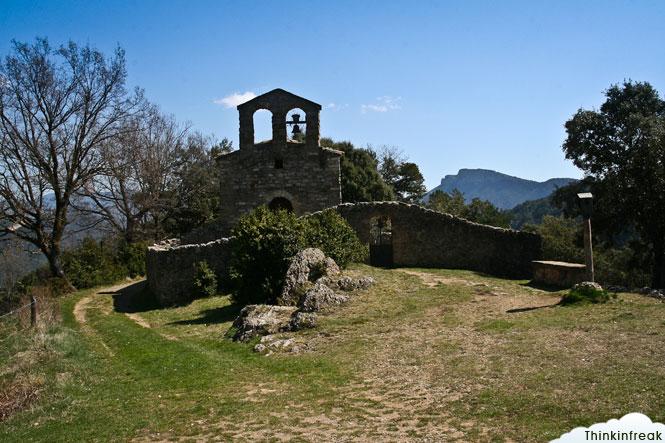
[464,198,512,228]
[320,138,394,203]
[562,81,665,288]
[426,189,467,216]
[523,215,583,263]
[426,189,512,228]
[162,135,232,237]
[377,147,426,203]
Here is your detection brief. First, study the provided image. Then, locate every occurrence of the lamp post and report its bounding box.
[577,192,594,282]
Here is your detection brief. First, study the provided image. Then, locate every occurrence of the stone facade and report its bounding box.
[146,238,231,306]
[328,202,542,278]
[215,89,342,235]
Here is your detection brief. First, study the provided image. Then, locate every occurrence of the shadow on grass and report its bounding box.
[108,281,161,313]
[506,304,559,314]
[167,303,243,326]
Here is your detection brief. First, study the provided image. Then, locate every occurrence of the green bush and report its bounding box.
[62,238,127,289]
[303,209,368,267]
[117,241,148,277]
[193,261,217,298]
[560,285,615,305]
[229,207,306,305]
[229,206,366,305]
[594,246,651,288]
[523,216,583,263]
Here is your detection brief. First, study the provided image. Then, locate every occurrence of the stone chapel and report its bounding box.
[216,89,343,232]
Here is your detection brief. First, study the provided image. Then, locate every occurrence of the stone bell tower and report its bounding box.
[217,89,342,232]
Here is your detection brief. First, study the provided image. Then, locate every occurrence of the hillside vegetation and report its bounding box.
[426,168,576,209]
[2,266,664,441]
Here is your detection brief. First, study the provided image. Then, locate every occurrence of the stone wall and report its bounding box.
[146,238,232,306]
[331,202,542,278]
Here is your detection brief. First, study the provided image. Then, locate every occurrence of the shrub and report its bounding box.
[523,216,583,263]
[62,238,127,289]
[193,261,217,298]
[560,285,614,305]
[229,206,367,305]
[229,207,306,305]
[117,241,148,277]
[303,210,368,267]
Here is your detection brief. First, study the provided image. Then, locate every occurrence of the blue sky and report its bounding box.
[2,0,665,189]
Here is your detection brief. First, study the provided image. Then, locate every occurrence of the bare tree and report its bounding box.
[0,38,143,283]
[75,104,187,242]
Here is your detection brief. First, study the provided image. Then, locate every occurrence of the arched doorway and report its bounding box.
[268,197,293,212]
[369,216,393,267]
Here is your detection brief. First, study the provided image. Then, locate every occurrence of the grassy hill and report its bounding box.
[2,266,664,441]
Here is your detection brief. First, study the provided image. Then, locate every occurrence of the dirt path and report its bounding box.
[397,268,482,287]
[125,313,151,329]
[72,280,141,356]
[73,281,137,325]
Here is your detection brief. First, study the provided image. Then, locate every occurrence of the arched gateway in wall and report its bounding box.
[327,202,541,279]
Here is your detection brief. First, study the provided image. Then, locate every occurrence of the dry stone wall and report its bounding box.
[148,202,542,305]
[146,238,231,306]
[331,202,542,278]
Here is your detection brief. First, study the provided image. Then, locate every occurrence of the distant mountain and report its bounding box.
[425,169,577,210]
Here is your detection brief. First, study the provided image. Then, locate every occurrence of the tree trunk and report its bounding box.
[47,250,65,279]
[125,219,136,244]
[46,248,76,292]
[653,241,665,289]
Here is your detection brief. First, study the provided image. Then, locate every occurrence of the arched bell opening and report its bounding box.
[253,109,273,144]
[286,108,307,143]
[268,197,294,212]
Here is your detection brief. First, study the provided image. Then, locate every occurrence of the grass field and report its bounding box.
[2,265,665,442]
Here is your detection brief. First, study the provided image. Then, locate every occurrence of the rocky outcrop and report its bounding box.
[278,248,340,306]
[230,249,375,344]
[289,311,318,330]
[230,305,298,342]
[299,282,349,312]
[335,276,375,291]
[230,304,320,343]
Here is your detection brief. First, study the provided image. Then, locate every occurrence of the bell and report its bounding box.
[292,124,301,136]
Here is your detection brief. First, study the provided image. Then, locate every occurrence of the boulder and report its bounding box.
[230,305,298,342]
[290,311,318,330]
[278,248,340,306]
[300,282,349,312]
[336,276,375,291]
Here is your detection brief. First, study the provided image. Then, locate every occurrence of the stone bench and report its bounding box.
[531,260,587,288]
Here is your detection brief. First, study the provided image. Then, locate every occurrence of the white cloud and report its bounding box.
[361,96,402,114]
[213,91,257,108]
[326,102,349,111]
[551,413,665,443]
